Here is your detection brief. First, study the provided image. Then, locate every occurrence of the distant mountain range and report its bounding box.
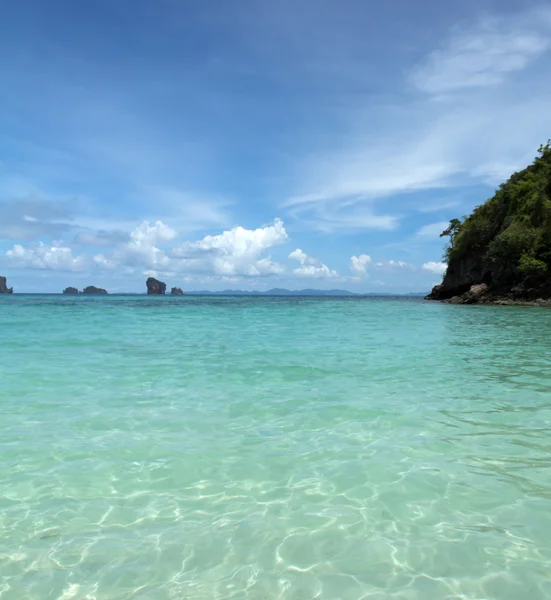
[185,288,429,297]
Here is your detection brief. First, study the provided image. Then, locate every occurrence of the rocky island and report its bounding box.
[170,287,184,295]
[0,276,13,294]
[63,287,79,295]
[146,277,166,295]
[427,143,551,306]
[82,286,108,295]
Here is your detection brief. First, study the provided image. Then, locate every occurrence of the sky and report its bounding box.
[1,0,551,293]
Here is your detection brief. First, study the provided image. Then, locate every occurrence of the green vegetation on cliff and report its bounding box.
[434,143,551,299]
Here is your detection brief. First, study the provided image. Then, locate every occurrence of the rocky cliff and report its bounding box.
[0,276,13,294]
[427,143,551,305]
[146,277,166,295]
[170,287,184,295]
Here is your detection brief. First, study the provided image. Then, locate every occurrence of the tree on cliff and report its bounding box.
[430,142,551,299]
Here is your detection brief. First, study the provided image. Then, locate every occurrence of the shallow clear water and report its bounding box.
[1,295,551,600]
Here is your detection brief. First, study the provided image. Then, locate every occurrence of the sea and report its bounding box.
[1,294,551,600]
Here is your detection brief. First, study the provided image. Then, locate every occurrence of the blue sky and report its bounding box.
[1,0,550,292]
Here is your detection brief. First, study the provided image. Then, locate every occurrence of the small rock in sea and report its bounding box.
[82,286,108,295]
[63,287,79,295]
[146,277,166,295]
[170,287,184,295]
[0,275,13,294]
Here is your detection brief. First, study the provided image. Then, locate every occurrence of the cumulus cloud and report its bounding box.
[5,219,290,279]
[288,248,318,266]
[293,263,339,279]
[350,254,372,275]
[174,219,288,276]
[423,261,447,275]
[288,247,338,279]
[103,220,177,271]
[6,242,87,271]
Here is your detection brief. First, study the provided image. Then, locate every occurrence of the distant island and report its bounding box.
[62,286,108,295]
[428,142,551,305]
[82,286,108,295]
[146,277,166,295]
[0,277,426,297]
[0,276,13,294]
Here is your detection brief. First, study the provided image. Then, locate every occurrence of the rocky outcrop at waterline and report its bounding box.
[82,286,108,295]
[170,287,184,295]
[63,287,79,295]
[0,276,13,294]
[427,143,551,306]
[146,277,166,295]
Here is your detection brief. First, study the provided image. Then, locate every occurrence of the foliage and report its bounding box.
[486,223,538,273]
[441,142,551,284]
[518,254,548,277]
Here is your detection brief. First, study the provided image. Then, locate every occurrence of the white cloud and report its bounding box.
[6,242,87,271]
[109,220,176,270]
[5,219,289,279]
[174,218,288,276]
[293,263,339,279]
[130,220,177,245]
[288,248,318,265]
[288,247,338,279]
[416,221,450,238]
[280,6,551,233]
[423,261,447,275]
[350,254,372,275]
[388,260,414,269]
[411,16,551,95]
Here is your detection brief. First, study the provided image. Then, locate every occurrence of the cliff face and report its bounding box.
[427,143,551,304]
[428,256,490,300]
[146,277,166,295]
[0,276,13,294]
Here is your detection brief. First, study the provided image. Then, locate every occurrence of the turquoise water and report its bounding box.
[2,295,551,600]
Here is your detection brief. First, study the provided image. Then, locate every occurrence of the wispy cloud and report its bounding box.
[0,196,75,240]
[410,9,551,95]
[281,5,551,234]
[416,221,449,238]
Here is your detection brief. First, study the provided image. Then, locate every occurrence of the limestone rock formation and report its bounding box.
[146,277,166,295]
[82,286,108,295]
[427,143,551,305]
[0,276,13,294]
[170,287,184,295]
[63,287,79,295]
[448,284,489,305]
